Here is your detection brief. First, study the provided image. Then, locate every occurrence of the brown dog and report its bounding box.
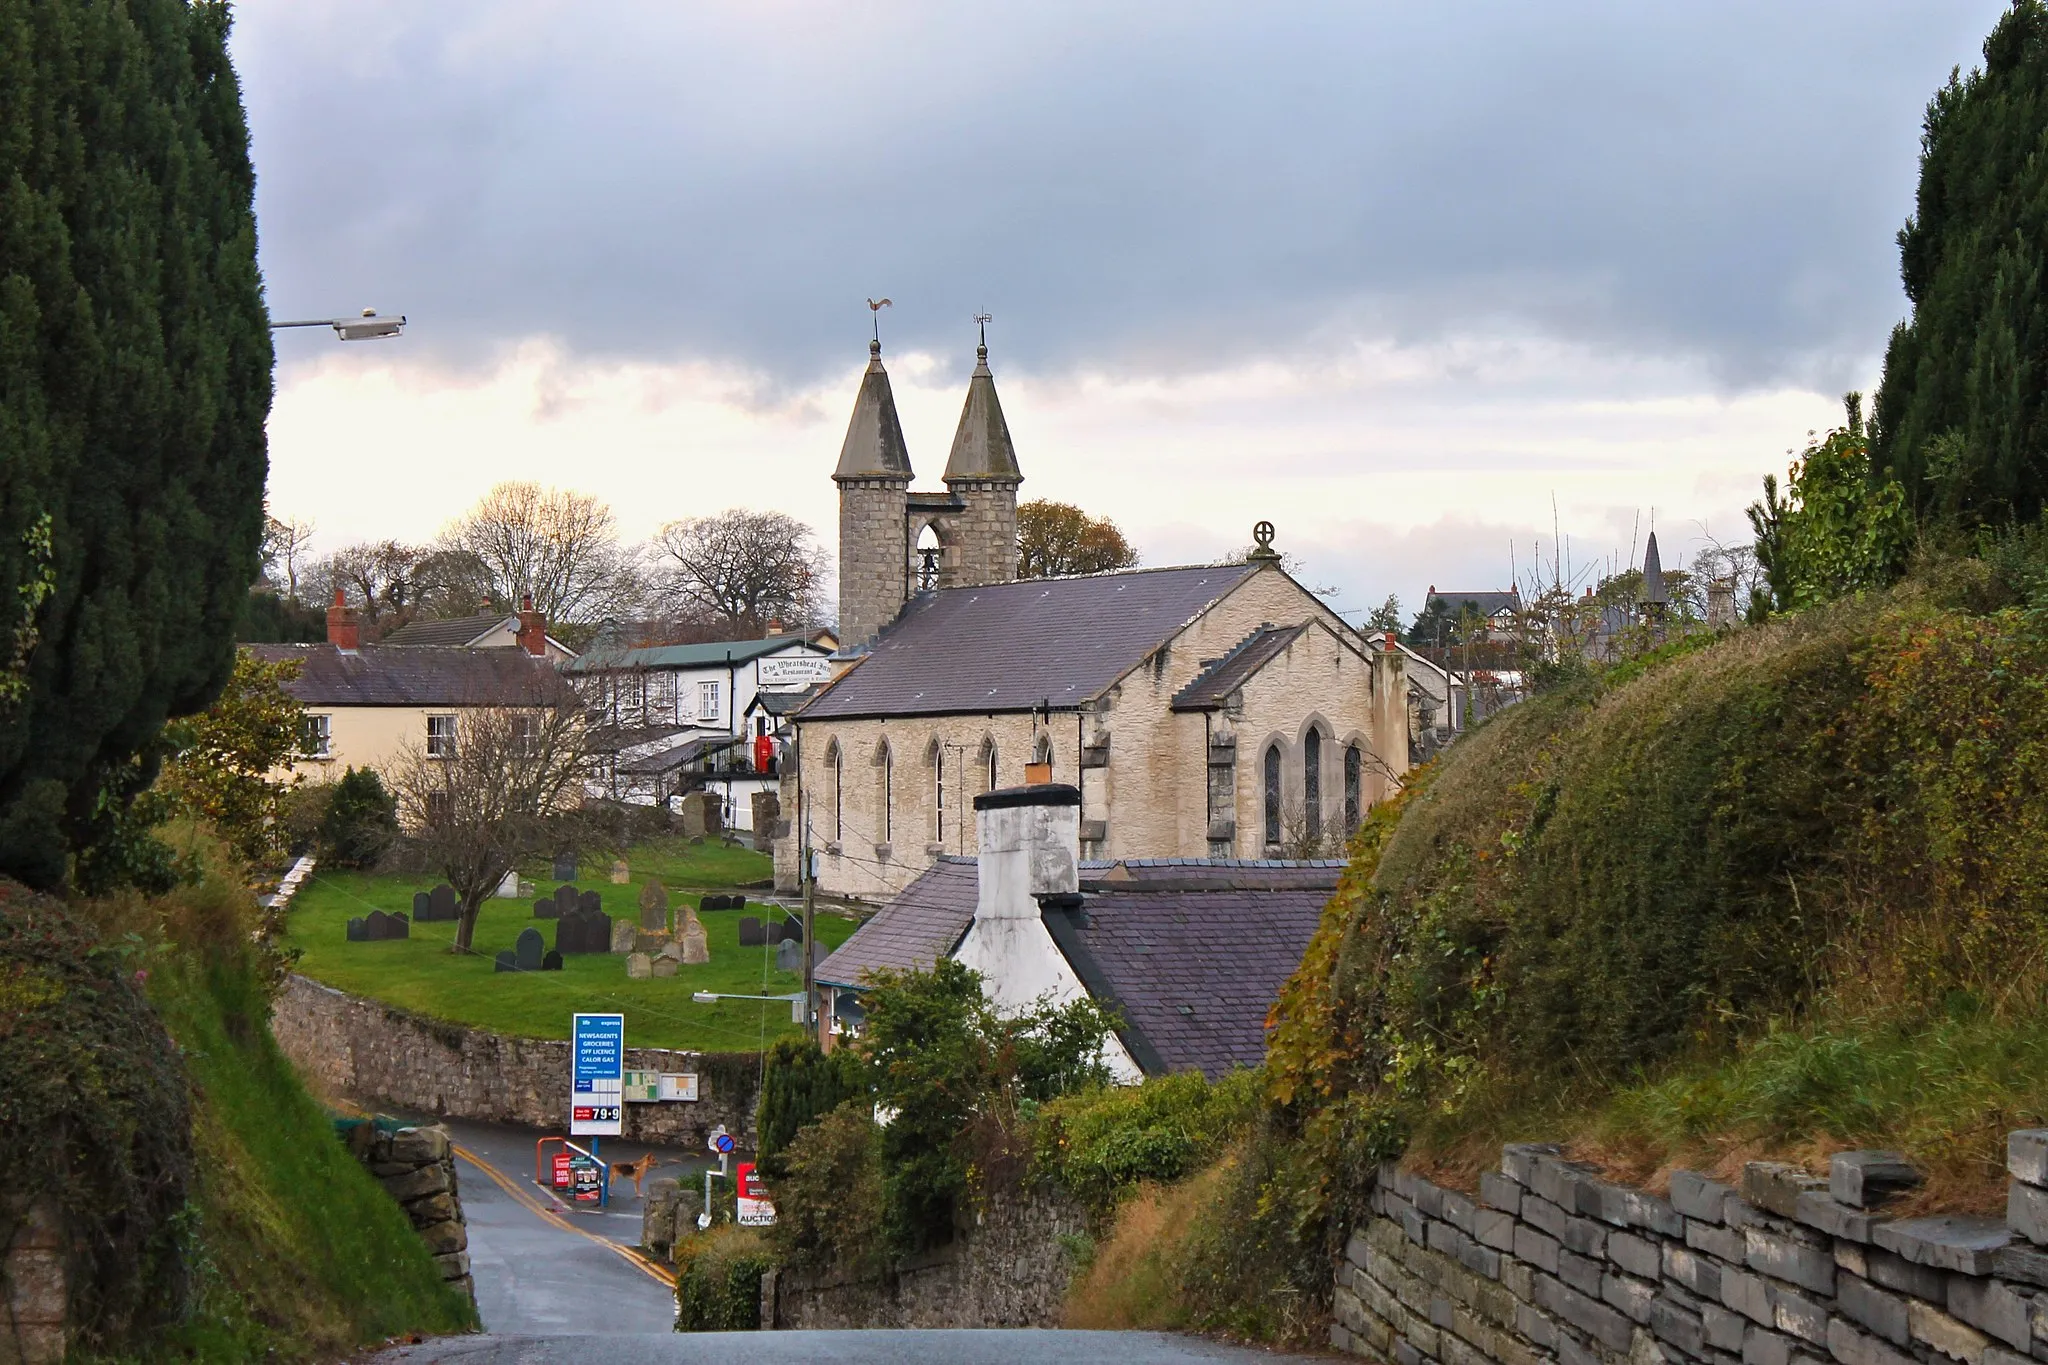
[610,1152,664,1197]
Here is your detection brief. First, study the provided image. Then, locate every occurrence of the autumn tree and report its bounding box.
[389,700,594,953]
[1015,501,1139,579]
[157,653,308,866]
[439,481,642,625]
[652,508,828,635]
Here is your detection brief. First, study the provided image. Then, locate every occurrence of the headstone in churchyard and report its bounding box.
[779,916,802,944]
[423,884,458,922]
[363,909,409,941]
[346,917,368,942]
[738,916,764,948]
[657,936,684,962]
[775,938,800,972]
[496,869,521,898]
[555,901,613,955]
[514,926,545,973]
[626,952,653,980]
[413,891,431,920]
[650,956,678,978]
[552,853,578,881]
[494,949,517,972]
[635,928,672,954]
[639,880,668,932]
[534,896,559,921]
[679,908,709,965]
[610,919,638,954]
[579,889,603,916]
[610,859,630,884]
[542,949,564,971]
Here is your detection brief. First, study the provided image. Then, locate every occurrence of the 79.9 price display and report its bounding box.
[572,1104,621,1125]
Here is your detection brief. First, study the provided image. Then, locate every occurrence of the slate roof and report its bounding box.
[800,563,1259,720]
[245,644,575,708]
[746,687,820,717]
[1044,873,1336,1079]
[1170,623,1309,711]
[816,855,1339,1079]
[562,634,826,675]
[834,341,914,480]
[941,342,1021,482]
[379,613,514,648]
[814,858,978,988]
[618,736,722,776]
[1427,588,1522,617]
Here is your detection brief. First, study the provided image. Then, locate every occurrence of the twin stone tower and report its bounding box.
[834,335,1023,651]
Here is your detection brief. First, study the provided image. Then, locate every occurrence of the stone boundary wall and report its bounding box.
[343,1122,475,1306]
[273,975,761,1147]
[761,1187,1085,1330]
[1333,1134,2048,1365]
[1,1200,64,1365]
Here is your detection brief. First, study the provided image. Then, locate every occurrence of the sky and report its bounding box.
[237,1,2011,626]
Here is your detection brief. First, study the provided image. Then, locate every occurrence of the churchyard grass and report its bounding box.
[283,838,858,1053]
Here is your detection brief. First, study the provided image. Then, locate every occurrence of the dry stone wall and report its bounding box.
[273,976,760,1147]
[342,1122,475,1305]
[1334,1135,2048,1365]
[1,1200,64,1365]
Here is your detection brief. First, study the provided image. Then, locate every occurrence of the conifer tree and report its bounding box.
[0,0,271,886]
[1873,0,2048,526]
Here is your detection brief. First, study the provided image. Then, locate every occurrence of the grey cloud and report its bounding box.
[238,1,2006,391]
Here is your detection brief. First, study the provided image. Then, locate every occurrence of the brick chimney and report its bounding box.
[326,588,360,651]
[516,593,548,656]
[766,617,785,639]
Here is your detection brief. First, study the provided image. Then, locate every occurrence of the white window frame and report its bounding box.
[303,714,332,759]
[697,679,721,722]
[427,713,458,759]
[510,712,539,760]
[649,671,676,722]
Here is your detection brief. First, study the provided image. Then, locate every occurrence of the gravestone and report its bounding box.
[413,891,431,920]
[639,880,668,933]
[542,950,564,972]
[625,952,653,980]
[494,949,516,972]
[775,938,800,973]
[609,859,630,885]
[657,937,684,963]
[496,869,521,898]
[552,853,578,881]
[415,884,458,922]
[650,956,678,978]
[364,909,409,941]
[610,919,638,954]
[556,902,613,955]
[579,889,603,916]
[346,917,368,942]
[678,908,709,965]
[514,927,545,972]
[778,916,802,944]
[738,916,764,948]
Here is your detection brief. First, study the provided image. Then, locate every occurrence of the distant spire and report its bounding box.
[833,335,913,481]
[942,316,1021,484]
[1640,531,1668,608]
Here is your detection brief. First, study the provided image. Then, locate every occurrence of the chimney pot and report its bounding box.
[516,596,548,656]
[326,589,361,651]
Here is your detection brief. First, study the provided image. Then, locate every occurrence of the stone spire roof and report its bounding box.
[1641,530,1668,607]
[833,340,913,481]
[941,339,1022,484]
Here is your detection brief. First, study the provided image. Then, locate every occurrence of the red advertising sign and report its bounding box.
[551,1151,573,1188]
[736,1160,775,1226]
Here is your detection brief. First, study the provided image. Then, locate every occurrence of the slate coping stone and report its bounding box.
[1672,1172,1734,1224]
[1794,1190,1881,1243]
[1743,1162,1827,1219]
[1830,1152,1922,1210]
[2008,1131,2048,1188]
[1871,1215,2012,1274]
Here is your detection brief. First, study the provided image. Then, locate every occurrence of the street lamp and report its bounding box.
[271,308,406,340]
[692,990,805,1023]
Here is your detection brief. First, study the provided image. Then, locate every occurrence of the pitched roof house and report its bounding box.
[813,783,1338,1080]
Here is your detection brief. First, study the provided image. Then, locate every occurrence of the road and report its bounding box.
[373,1330,1329,1363]
[396,1120,1327,1362]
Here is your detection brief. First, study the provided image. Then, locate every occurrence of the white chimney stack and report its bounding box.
[972,783,1080,922]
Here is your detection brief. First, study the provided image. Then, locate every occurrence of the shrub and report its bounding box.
[767,1101,886,1277]
[1035,1069,1261,1218]
[673,1225,775,1332]
[316,767,399,869]
[755,1038,868,1179]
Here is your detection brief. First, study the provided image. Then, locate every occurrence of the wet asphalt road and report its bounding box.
[373,1330,1328,1363]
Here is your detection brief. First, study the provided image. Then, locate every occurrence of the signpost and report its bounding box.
[736,1161,776,1226]
[758,656,832,686]
[570,1012,625,1138]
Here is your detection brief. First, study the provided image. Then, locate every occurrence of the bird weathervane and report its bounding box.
[867,297,892,346]
[974,311,992,347]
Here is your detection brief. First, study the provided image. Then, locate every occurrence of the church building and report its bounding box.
[779,333,1410,900]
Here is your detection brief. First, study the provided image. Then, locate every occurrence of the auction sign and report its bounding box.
[735,1161,776,1227]
[570,1012,625,1136]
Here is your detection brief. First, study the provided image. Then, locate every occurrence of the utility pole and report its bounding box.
[801,809,817,1045]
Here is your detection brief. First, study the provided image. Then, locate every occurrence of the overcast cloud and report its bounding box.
[237,1,2009,619]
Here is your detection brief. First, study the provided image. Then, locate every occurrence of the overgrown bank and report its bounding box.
[1,838,472,1361]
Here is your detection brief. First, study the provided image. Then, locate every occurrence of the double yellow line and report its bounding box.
[452,1141,677,1289]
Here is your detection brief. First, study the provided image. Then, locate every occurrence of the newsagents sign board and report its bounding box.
[570,1012,625,1136]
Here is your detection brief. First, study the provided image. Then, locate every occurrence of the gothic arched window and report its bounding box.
[1344,743,1363,833]
[929,739,946,844]
[827,740,844,842]
[1033,733,1053,767]
[1263,743,1282,848]
[1303,727,1324,838]
[874,741,893,845]
[981,738,997,792]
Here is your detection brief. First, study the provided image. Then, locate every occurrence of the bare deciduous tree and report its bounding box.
[389,700,595,953]
[652,508,828,636]
[440,481,644,625]
[261,512,317,600]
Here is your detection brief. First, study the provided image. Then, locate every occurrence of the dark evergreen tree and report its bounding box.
[1873,1,2048,526]
[754,1037,867,1180]
[0,0,270,886]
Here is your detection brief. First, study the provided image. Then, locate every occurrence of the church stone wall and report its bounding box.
[939,479,1020,588]
[837,477,910,651]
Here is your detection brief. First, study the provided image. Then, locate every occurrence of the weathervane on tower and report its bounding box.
[867,297,891,349]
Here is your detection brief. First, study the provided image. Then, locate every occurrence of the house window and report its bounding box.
[425,789,452,824]
[698,680,721,722]
[1263,743,1282,848]
[301,714,332,759]
[427,714,457,759]
[1344,743,1363,833]
[510,713,539,759]
[1303,727,1323,839]
[649,672,676,722]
